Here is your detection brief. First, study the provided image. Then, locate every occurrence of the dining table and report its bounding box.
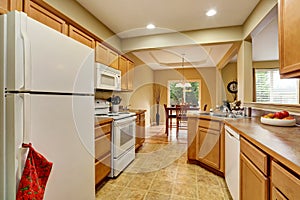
[164,105,199,135]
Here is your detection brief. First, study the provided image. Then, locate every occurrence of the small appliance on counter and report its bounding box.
[95,99,110,115]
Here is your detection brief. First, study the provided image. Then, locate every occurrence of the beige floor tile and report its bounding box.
[197,174,220,188]
[117,188,147,200]
[149,180,174,194]
[108,173,135,187]
[175,172,197,184]
[96,184,124,200]
[96,127,232,200]
[173,182,197,199]
[144,191,172,200]
[198,186,225,200]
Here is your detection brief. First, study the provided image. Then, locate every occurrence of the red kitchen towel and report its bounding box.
[16,143,53,200]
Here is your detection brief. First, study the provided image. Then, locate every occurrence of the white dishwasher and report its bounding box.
[225,125,240,200]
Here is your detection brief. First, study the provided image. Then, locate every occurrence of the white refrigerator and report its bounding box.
[0,11,95,199]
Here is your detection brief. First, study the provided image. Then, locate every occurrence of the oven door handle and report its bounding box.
[114,116,137,126]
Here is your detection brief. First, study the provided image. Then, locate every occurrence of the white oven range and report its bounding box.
[95,100,136,177]
[110,114,136,177]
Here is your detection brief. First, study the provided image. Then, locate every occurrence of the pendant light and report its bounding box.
[175,54,191,88]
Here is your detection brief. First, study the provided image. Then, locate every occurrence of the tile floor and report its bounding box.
[96,125,232,200]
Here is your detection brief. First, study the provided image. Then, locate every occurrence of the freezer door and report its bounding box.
[5,11,94,94]
[5,93,95,199]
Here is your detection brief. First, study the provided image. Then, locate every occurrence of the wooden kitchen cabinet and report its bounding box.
[188,117,224,175]
[278,0,300,77]
[69,25,95,48]
[108,49,118,69]
[119,56,128,90]
[127,60,134,90]
[135,111,146,150]
[271,161,300,200]
[23,0,68,34]
[240,137,269,200]
[0,0,21,14]
[95,41,119,69]
[94,120,112,186]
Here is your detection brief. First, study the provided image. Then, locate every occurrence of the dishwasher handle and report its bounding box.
[225,125,240,140]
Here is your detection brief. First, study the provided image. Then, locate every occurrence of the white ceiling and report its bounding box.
[76,0,278,70]
[77,0,260,39]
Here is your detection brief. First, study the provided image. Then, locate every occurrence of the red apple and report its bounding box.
[280,110,289,118]
[274,112,284,119]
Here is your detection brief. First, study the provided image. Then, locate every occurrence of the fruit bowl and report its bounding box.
[260,117,296,127]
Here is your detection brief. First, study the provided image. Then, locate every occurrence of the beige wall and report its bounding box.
[45,0,121,50]
[221,63,237,102]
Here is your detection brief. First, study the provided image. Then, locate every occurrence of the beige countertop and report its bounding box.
[224,117,300,175]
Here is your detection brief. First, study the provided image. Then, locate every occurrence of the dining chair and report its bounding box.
[164,104,176,136]
[176,104,189,136]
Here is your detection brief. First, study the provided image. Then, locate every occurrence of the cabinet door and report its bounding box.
[0,0,21,14]
[278,0,300,77]
[95,41,109,65]
[240,153,268,200]
[271,161,300,200]
[197,128,220,170]
[271,186,287,200]
[69,25,95,48]
[127,60,134,90]
[108,50,119,69]
[119,56,128,90]
[24,0,68,35]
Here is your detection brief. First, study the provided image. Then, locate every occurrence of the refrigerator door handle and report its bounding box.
[20,93,31,144]
[20,20,32,90]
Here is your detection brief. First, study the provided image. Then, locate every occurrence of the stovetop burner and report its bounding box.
[95,112,136,120]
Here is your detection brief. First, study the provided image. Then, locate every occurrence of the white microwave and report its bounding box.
[95,63,121,91]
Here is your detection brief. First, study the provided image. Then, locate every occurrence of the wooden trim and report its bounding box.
[217,41,241,70]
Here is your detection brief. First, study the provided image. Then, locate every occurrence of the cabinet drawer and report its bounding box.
[241,137,268,175]
[199,119,220,130]
[95,153,111,185]
[95,134,111,160]
[95,123,111,138]
[271,161,300,200]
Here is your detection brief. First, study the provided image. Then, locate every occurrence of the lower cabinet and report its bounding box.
[240,153,268,200]
[188,117,224,175]
[240,137,269,200]
[94,120,112,186]
[135,111,146,150]
[271,161,300,200]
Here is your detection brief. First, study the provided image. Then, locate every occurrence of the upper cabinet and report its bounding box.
[118,56,134,91]
[0,0,22,14]
[95,41,119,69]
[23,0,68,35]
[69,25,95,48]
[278,0,300,78]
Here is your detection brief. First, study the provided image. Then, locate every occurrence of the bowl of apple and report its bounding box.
[261,110,296,126]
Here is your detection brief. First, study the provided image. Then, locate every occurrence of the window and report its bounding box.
[168,80,200,106]
[255,69,299,104]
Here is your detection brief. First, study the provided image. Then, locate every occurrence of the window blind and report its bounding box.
[255,69,299,104]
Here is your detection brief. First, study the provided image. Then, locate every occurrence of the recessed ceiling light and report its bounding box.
[146,24,156,29]
[206,9,217,17]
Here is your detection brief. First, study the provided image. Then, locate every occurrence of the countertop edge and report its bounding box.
[224,119,300,175]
